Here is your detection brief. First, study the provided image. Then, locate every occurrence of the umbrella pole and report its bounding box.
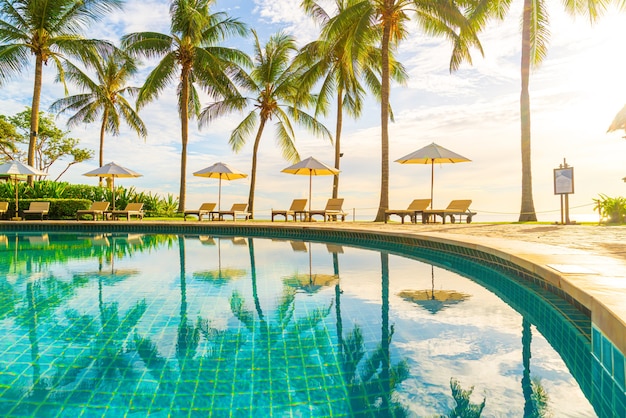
[218,176,222,212]
[309,172,312,215]
[430,160,434,209]
[112,176,116,211]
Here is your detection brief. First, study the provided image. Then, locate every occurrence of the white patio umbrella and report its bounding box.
[193,162,248,212]
[281,156,339,214]
[395,142,471,209]
[0,160,48,220]
[83,162,142,210]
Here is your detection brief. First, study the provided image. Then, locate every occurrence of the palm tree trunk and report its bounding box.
[248,118,266,219]
[375,5,392,222]
[519,0,537,222]
[28,55,44,186]
[98,109,109,187]
[178,73,190,213]
[333,90,344,199]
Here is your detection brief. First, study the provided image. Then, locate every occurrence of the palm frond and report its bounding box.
[0,44,30,83]
[284,105,333,142]
[137,53,179,108]
[116,97,148,138]
[528,0,550,66]
[198,96,249,127]
[229,111,259,152]
[272,114,300,163]
[121,32,174,59]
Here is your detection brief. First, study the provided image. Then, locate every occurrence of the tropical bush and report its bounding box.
[0,180,179,218]
[592,194,626,224]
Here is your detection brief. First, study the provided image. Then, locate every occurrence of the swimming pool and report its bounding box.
[0,229,619,417]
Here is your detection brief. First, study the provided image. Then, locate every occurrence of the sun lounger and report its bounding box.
[422,199,476,224]
[271,198,308,221]
[184,202,217,221]
[107,202,144,221]
[0,201,8,219]
[384,199,431,224]
[308,198,347,222]
[76,201,110,221]
[23,201,50,220]
[218,203,251,221]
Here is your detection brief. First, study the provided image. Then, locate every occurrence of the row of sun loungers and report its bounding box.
[0,201,144,221]
[271,198,347,222]
[270,198,348,222]
[184,203,251,221]
[185,199,348,222]
[76,202,145,221]
[385,199,476,224]
[1,198,474,223]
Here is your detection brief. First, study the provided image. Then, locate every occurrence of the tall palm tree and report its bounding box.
[121,0,249,212]
[199,30,332,218]
[0,0,122,184]
[518,0,609,221]
[49,49,147,186]
[298,0,408,199]
[329,1,487,221]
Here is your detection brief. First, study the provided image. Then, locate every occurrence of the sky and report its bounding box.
[1,0,626,222]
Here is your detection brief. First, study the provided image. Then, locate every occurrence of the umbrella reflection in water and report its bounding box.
[283,241,338,294]
[398,265,470,314]
[193,236,247,285]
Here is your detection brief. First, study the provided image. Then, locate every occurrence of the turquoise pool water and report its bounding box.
[0,231,612,416]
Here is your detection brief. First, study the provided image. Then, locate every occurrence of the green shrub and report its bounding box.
[593,194,626,223]
[0,179,179,219]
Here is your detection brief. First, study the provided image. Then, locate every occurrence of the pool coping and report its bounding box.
[2,220,625,357]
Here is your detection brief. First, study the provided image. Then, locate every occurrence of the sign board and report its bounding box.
[554,167,574,195]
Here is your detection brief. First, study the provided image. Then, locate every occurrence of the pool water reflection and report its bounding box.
[0,232,598,416]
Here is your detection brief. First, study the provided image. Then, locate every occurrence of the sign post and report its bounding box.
[554,158,574,224]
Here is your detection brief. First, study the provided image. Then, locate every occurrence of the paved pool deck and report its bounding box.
[4,220,626,356]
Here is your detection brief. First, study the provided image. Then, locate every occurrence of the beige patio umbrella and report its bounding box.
[83,162,142,210]
[395,142,470,209]
[281,156,339,214]
[193,162,248,212]
[0,160,48,220]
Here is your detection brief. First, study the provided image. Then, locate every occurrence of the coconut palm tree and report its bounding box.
[49,49,147,186]
[0,0,122,184]
[121,0,250,212]
[199,30,332,218]
[516,0,611,221]
[298,0,408,199]
[328,1,487,221]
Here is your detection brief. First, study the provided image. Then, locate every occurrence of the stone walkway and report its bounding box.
[314,222,626,260]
